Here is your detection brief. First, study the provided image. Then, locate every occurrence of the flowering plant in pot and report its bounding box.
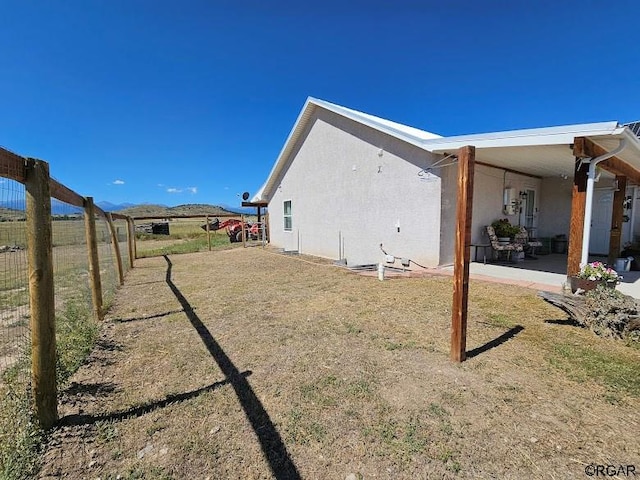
[491,219,520,240]
[570,261,620,293]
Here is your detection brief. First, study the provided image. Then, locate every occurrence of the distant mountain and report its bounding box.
[96,201,137,212]
[0,199,82,216]
[0,199,261,218]
[51,199,82,215]
[0,200,24,212]
[0,207,25,221]
[119,203,242,218]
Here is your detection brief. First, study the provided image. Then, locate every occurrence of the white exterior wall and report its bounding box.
[538,176,573,238]
[438,159,458,265]
[469,164,542,246]
[267,109,442,266]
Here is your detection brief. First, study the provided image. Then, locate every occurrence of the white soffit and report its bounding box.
[590,133,640,173]
[473,145,576,178]
[423,121,622,151]
[426,123,640,179]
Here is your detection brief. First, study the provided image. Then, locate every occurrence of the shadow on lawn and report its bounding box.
[544,318,580,326]
[162,255,301,479]
[112,308,190,323]
[466,325,524,359]
[59,376,247,426]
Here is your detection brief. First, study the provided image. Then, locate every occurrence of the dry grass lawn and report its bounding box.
[38,248,640,479]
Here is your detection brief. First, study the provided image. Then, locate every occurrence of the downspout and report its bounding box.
[580,139,627,266]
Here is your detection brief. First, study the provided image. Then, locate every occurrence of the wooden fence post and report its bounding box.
[107,213,124,285]
[84,197,103,321]
[242,214,246,247]
[206,215,211,251]
[129,218,137,260]
[25,158,58,429]
[126,217,135,268]
[451,146,475,363]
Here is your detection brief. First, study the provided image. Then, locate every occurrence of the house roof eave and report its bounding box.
[424,121,622,153]
[252,97,440,202]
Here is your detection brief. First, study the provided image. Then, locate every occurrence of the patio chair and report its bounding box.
[486,225,523,262]
[514,226,543,259]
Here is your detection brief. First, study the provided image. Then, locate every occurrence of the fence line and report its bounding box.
[0,175,29,385]
[0,146,135,430]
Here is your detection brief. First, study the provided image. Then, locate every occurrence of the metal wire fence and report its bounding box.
[0,149,135,478]
[0,178,29,385]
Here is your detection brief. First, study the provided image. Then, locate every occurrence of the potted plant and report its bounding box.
[491,219,520,243]
[570,261,621,293]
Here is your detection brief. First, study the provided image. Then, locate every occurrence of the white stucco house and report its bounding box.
[252,97,640,269]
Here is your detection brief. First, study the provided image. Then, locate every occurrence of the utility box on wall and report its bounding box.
[503,187,517,215]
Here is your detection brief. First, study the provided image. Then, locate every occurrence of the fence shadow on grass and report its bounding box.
[162,255,301,480]
[544,318,580,326]
[58,376,246,426]
[111,308,190,323]
[466,325,525,359]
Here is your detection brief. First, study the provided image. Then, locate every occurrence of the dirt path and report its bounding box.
[38,248,640,479]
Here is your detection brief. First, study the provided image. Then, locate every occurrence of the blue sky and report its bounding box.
[1,1,638,207]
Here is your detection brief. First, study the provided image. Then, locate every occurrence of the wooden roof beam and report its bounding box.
[573,137,640,185]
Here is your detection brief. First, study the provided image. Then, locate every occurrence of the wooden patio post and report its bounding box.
[265,212,269,244]
[567,142,590,276]
[84,197,103,321]
[25,158,58,429]
[107,213,124,285]
[451,146,475,363]
[608,175,627,265]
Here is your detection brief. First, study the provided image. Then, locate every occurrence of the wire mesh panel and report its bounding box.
[51,199,95,382]
[0,178,29,383]
[114,218,130,274]
[51,199,89,304]
[96,215,118,306]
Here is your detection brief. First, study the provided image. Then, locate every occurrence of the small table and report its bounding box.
[470,244,491,264]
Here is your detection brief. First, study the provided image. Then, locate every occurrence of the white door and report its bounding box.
[589,189,613,255]
[519,187,538,235]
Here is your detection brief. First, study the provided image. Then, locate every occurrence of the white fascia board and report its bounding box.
[424,121,622,153]
[311,98,442,140]
[253,97,317,202]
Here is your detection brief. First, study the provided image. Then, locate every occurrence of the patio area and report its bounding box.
[459,253,640,299]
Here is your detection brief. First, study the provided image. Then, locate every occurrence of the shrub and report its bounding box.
[491,219,520,238]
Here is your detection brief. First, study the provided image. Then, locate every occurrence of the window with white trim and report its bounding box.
[283,200,292,231]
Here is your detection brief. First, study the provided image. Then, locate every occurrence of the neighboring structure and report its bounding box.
[253,97,640,269]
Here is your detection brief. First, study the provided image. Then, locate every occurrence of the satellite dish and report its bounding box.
[242,192,250,201]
